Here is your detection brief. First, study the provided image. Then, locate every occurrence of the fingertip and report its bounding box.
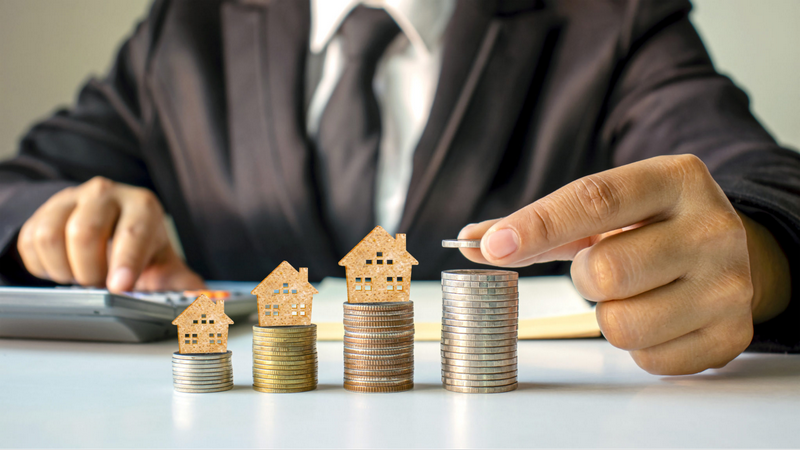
[107,267,135,293]
[457,223,478,239]
[482,228,521,261]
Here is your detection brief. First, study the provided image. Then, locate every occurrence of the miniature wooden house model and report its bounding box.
[172,294,234,354]
[251,261,318,326]
[338,226,418,303]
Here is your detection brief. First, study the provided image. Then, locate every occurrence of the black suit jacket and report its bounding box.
[1,0,799,350]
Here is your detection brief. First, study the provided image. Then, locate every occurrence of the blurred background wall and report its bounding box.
[0,0,798,163]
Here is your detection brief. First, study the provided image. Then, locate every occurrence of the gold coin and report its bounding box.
[343,383,413,393]
[253,385,316,394]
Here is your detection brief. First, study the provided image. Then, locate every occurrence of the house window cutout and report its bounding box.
[201,320,207,324]
[355,277,362,282]
[387,259,393,265]
[192,334,197,338]
[217,340,222,344]
[209,320,214,324]
[283,283,289,287]
[365,277,372,283]
[273,305,279,309]
[300,311,306,316]
[273,289,279,294]
[387,277,393,281]
[193,320,198,324]
[397,285,403,290]
[184,334,189,338]
[387,285,393,290]
[397,277,403,282]
[273,311,279,316]
[377,252,383,257]
[292,304,297,309]
[365,285,372,291]
[366,259,372,264]
[184,340,190,344]
[356,285,362,290]
[292,311,297,316]
[209,340,215,344]
[217,333,222,337]
[283,289,289,294]
[265,305,271,309]
[292,289,297,294]
[300,304,305,309]
[377,260,383,264]
[192,340,197,344]
[201,314,206,318]
[209,333,214,337]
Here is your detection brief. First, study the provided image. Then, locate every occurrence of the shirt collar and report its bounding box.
[309,0,455,55]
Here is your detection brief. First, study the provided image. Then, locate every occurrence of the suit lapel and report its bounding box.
[221,0,336,274]
[400,2,562,263]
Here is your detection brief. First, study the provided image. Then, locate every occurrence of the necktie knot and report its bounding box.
[339,6,401,63]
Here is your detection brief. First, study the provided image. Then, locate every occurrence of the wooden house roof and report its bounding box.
[338,226,419,266]
[251,261,319,296]
[171,294,234,326]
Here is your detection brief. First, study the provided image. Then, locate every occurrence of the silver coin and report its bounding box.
[442,295,519,305]
[441,338,518,348]
[441,324,518,334]
[443,377,517,387]
[441,270,518,281]
[441,279,518,288]
[440,344,517,354]
[444,383,518,394]
[172,351,232,360]
[442,356,517,367]
[441,331,518,341]
[442,286,518,295]
[443,310,518,319]
[442,364,518,374]
[344,330,415,339]
[171,364,232,372]
[442,370,517,381]
[171,358,231,366]
[443,306,519,315]
[174,383,234,393]
[173,374,233,382]
[441,239,481,248]
[173,378,235,387]
[441,351,516,361]
[442,318,519,328]
[172,370,232,378]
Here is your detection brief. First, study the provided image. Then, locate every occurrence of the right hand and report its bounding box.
[17,176,204,293]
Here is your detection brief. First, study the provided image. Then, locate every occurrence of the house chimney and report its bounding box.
[215,298,225,312]
[395,233,406,250]
[300,267,309,282]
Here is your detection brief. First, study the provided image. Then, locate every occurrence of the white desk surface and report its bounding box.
[2,321,799,449]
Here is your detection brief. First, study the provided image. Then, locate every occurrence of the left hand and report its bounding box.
[458,154,790,375]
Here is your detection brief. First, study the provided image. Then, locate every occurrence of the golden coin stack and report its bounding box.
[252,325,318,393]
[343,302,414,393]
[441,269,519,393]
[172,351,233,393]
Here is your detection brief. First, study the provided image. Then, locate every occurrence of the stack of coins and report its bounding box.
[252,325,318,393]
[441,269,519,393]
[172,351,233,393]
[343,302,415,393]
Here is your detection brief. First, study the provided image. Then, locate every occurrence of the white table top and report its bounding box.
[2,321,799,448]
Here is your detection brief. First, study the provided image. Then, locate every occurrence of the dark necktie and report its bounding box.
[315,6,401,252]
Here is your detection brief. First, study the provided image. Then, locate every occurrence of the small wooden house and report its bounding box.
[251,261,318,326]
[172,294,234,354]
[338,226,418,303]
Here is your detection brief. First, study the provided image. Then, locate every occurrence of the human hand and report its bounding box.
[458,155,790,375]
[17,177,204,293]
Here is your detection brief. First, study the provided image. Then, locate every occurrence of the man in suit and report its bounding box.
[1,0,798,374]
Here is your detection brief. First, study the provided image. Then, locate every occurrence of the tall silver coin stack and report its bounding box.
[343,302,415,393]
[172,351,233,393]
[252,325,318,393]
[441,269,519,393]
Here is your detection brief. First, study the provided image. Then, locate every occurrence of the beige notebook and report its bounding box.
[313,276,601,341]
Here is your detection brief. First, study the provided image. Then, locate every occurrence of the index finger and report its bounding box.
[480,156,688,266]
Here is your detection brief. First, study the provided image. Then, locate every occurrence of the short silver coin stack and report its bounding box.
[172,351,233,393]
[441,269,519,393]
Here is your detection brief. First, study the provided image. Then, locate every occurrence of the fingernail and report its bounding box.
[485,229,519,259]
[457,223,477,239]
[108,267,133,292]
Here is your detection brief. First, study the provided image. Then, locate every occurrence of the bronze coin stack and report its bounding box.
[172,351,233,393]
[441,269,519,393]
[343,302,415,393]
[252,325,318,393]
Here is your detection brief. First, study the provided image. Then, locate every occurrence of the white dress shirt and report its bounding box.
[307,0,455,235]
